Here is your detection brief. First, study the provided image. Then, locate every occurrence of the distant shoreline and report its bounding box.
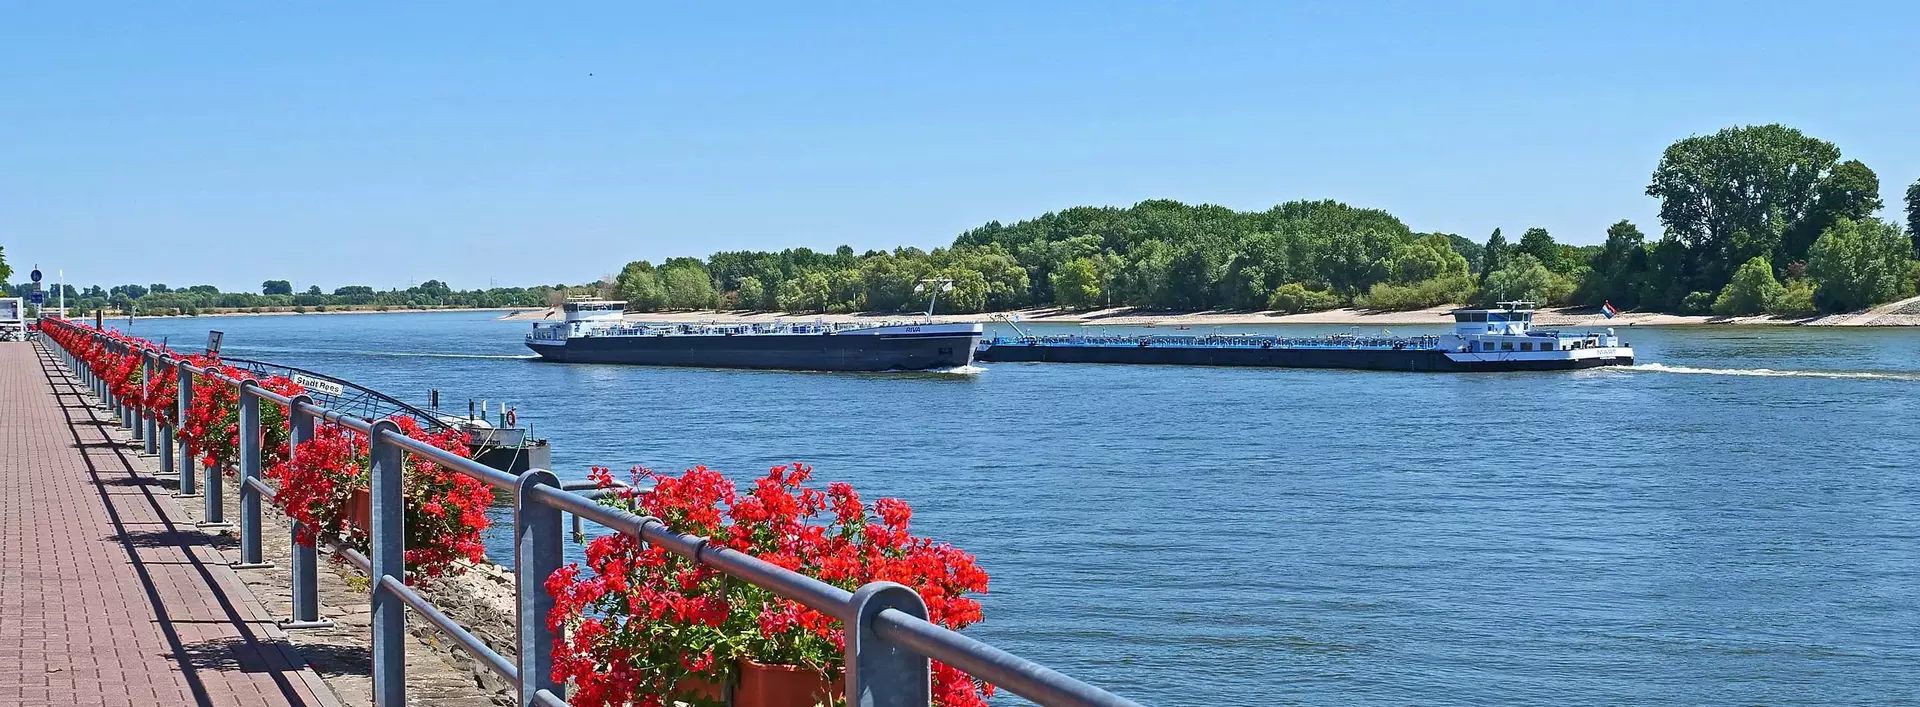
[72,306,533,320]
[497,301,1920,328]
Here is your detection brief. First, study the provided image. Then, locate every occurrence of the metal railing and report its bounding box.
[40,316,1144,707]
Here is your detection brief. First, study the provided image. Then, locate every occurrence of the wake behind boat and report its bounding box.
[526,298,982,372]
[977,301,1634,372]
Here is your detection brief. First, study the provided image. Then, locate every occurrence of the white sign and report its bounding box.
[292,373,345,396]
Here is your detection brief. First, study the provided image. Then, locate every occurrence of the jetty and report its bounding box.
[10,322,1145,707]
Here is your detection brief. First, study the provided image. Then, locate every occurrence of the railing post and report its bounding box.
[199,372,231,528]
[138,352,154,451]
[515,469,564,704]
[369,419,406,707]
[845,582,932,707]
[175,360,198,497]
[279,395,333,630]
[233,379,271,569]
[159,355,176,478]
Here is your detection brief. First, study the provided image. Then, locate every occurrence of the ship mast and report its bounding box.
[916,278,954,323]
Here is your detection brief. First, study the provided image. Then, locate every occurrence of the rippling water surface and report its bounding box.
[115,312,1920,705]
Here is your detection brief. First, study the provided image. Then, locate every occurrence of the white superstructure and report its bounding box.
[1439,302,1632,365]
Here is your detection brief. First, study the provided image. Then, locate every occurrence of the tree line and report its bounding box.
[605,124,1920,317]
[14,279,559,316]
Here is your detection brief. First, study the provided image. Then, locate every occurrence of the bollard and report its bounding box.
[369,419,406,707]
[845,582,933,707]
[233,379,271,569]
[175,360,199,497]
[515,469,564,704]
[279,396,332,630]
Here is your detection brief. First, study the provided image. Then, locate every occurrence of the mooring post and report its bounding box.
[279,395,332,629]
[369,419,406,707]
[159,355,176,477]
[233,379,270,568]
[175,359,198,497]
[845,581,933,707]
[515,469,564,704]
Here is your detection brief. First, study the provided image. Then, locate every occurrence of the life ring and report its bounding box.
[505,408,518,427]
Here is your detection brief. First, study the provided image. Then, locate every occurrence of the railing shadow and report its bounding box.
[109,529,239,550]
[171,636,367,676]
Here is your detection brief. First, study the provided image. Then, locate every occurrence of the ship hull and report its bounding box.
[529,331,980,372]
[976,343,1632,372]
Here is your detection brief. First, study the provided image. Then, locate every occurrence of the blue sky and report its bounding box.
[4,1,1916,292]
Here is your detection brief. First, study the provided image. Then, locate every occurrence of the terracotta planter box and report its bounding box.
[671,676,723,705]
[347,488,372,535]
[734,658,841,707]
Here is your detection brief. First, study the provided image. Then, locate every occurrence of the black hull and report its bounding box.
[976,344,1632,372]
[529,333,979,372]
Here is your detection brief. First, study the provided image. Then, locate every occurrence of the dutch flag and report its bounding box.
[1601,301,1619,318]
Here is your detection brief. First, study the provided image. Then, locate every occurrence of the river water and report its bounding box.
[113,311,1920,705]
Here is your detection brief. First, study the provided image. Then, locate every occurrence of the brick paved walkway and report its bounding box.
[0,342,339,707]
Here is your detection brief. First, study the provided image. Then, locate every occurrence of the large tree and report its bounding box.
[1646,124,1843,290]
[262,279,293,295]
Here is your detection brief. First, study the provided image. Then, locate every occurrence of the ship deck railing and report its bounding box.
[987,334,1445,350]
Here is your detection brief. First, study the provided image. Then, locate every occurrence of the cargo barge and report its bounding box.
[526,297,982,372]
[977,303,1633,372]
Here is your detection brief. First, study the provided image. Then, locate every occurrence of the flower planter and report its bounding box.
[735,658,841,707]
[347,488,372,535]
[671,676,724,705]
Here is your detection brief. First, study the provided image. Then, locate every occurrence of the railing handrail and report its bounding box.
[37,315,1146,707]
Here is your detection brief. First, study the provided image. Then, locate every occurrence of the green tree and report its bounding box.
[0,246,11,285]
[1711,257,1786,315]
[1389,233,1471,283]
[1516,228,1560,272]
[1478,228,1507,283]
[1481,254,1574,305]
[262,279,293,295]
[1267,283,1339,313]
[1807,218,1913,312]
[1906,178,1920,256]
[1580,220,1648,309]
[658,261,715,309]
[1049,257,1105,308]
[614,261,665,311]
[305,285,322,296]
[735,276,767,310]
[1789,159,1882,262]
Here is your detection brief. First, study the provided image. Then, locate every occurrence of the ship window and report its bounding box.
[1500,342,1513,351]
[1519,343,1533,351]
[1472,313,1487,323]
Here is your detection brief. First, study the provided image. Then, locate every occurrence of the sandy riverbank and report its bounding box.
[499,299,1920,328]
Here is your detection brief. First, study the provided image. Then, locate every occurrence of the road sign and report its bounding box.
[29,269,41,283]
[29,292,43,305]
